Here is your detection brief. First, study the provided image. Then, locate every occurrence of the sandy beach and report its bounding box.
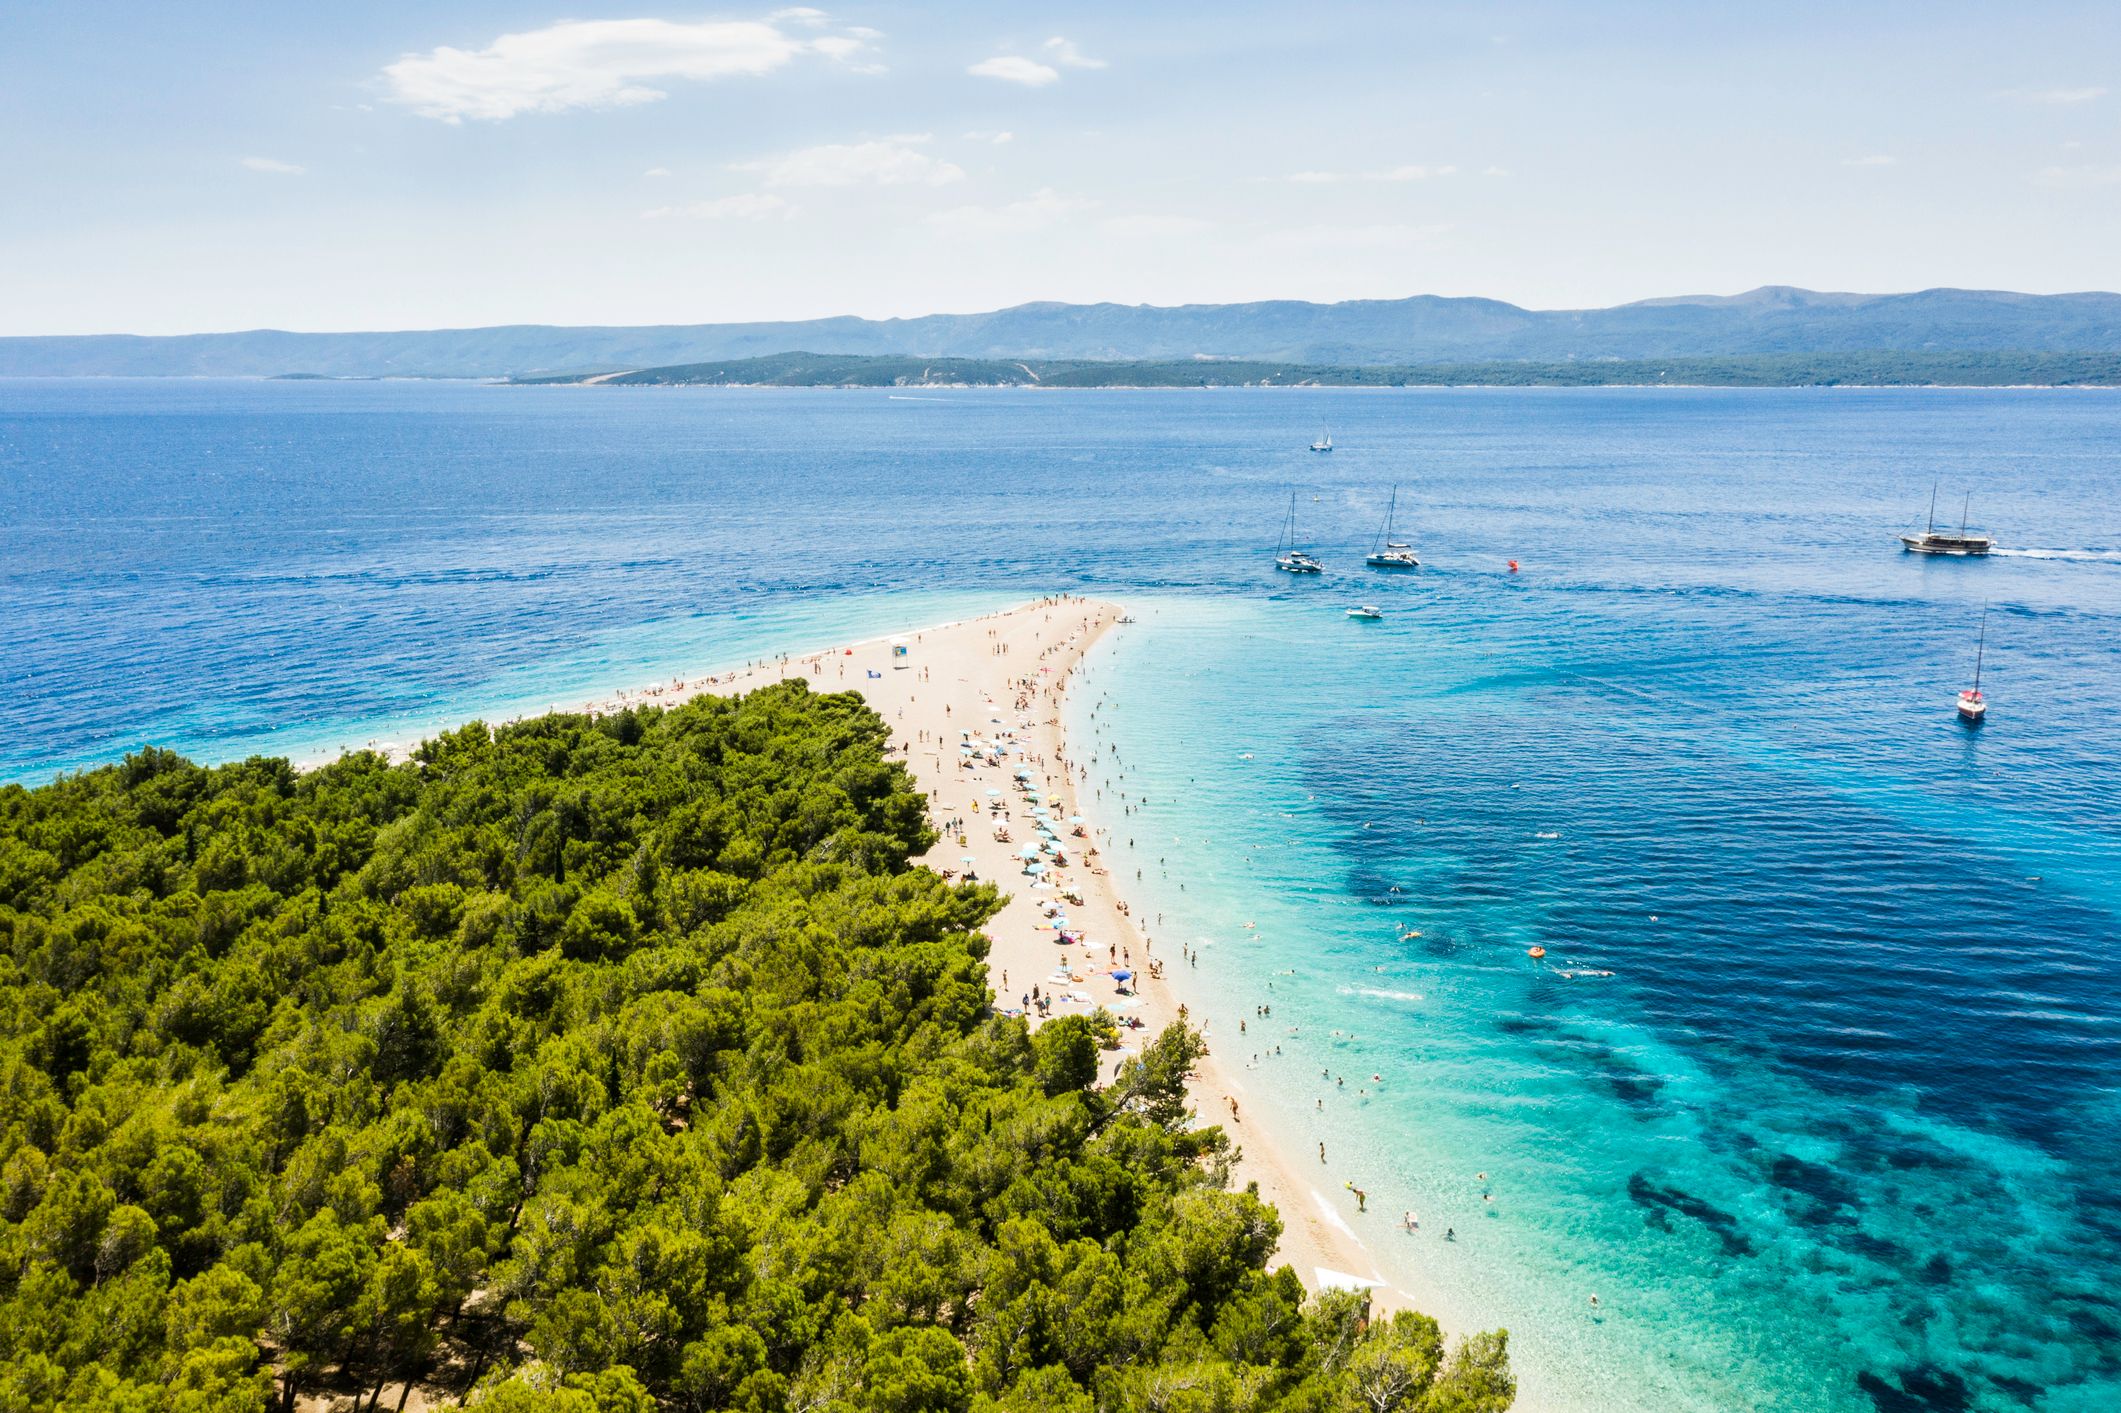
[494,596,1407,1307]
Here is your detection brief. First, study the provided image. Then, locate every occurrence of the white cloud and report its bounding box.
[1287,164,1454,183]
[737,138,965,187]
[1841,154,1896,167]
[645,192,797,219]
[643,166,672,177]
[963,129,1015,145]
[382,16,878,122]
[1999,85,2107,105]
[1100,213,1212,239]
[927,188,1093,236]
[2033,163,2121,188]
[240,156,305,175]
[1044,37,1106,70]
[1257,222,1452,252]
[1482,165,1510,177]
[969,55,1060,86]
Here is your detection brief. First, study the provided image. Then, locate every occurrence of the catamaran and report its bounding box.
[1274,491,1323,574]
[1365,485,1420,569]
[1902,484,1995,556]
[1958,605,1990,724]
[1310,428,1334,453]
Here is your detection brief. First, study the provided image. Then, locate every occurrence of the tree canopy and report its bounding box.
[0,682,1511,1412]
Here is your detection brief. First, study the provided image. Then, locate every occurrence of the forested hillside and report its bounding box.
[5,286,2118,377]
[0,685,1511,1412]
[520,349,2121,389]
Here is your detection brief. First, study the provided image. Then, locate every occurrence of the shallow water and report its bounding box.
[6,379,2119,1410]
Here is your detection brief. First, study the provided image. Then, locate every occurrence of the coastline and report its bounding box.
[341,596,1416,1312]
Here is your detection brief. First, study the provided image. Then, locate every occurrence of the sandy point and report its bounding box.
[690,597,1398,1306]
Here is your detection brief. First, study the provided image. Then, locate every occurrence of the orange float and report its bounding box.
[1527,946,1546,958]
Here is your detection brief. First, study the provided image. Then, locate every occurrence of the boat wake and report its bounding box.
[1990,547,2121,563]
[1347,986,1426,1004]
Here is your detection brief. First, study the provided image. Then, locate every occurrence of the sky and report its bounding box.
[0,1,2116,335]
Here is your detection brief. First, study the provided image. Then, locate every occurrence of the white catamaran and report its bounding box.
[1274,491,1323,574]
[1365,485,1420,569]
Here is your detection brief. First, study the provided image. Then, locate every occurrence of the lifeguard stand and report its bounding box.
[890,637,911,670]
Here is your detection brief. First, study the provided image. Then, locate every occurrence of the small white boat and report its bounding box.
[1347,605,1384,620]
[1310,427,1334,453]
[1274,491,1325,573]
[1958,605,1990,724]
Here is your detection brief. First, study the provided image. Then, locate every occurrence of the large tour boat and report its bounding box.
[1902,484,1994,556]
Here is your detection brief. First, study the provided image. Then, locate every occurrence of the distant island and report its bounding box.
[512,349,2121,390]
[6,285,2120,380]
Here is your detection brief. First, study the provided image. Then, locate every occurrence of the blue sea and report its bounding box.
[5,379,2119,1412]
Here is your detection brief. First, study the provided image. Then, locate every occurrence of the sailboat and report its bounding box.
[1365,485,1420,569]
[1902,483,1995,556]
[1310,427,1334,453]
[1957,605,1989,724]
[1274,491,1323,574]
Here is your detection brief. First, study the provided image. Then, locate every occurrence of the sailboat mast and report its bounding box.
[1960,493,1971,536]
[1927,482,1938,533]
[1973,605,1987,692]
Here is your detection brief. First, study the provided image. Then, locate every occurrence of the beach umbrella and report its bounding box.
[986,788,1001,797]
[1112,970,1132,981]
[960,856,976,866]
[1069,815,1086,825]
[1027,862,1047,874]
[1019,844,1039,858]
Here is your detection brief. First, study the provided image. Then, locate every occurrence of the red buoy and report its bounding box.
[1508,560,1520,572]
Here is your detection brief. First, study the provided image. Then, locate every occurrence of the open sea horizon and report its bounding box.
[5,377,2119,1411]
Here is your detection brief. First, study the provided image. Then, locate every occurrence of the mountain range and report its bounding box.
[5,286,2120,379]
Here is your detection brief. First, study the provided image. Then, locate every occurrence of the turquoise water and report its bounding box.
[1071,597,2120,1411]
[6,380,2120,1410]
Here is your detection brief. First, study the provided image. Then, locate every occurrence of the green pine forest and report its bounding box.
[0,682,1512,1413]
